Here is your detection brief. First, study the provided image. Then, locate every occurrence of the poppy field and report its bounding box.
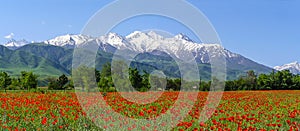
[0,90,299,130]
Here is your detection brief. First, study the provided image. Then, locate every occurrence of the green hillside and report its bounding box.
[0,44,273,81]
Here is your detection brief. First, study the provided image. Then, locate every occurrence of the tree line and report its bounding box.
[73,63,300,92]
[0,71,38,92]
[72,63,176,92]
[224,70,300,91]
[0,71,74,92]
[199,70,300,91]
[1,65,300,91]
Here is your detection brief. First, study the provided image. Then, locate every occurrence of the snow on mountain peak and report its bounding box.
[107,33,124,41]
[4,39,29,49]
[125,31,164,40]
[2,31,236,64]
[174,33,193,42]
[274,61,300,74]
[146,31,164,39]
[44,34,93,47]
[0,31,266,71]
[125,31,144,39]
[98,33,129,48]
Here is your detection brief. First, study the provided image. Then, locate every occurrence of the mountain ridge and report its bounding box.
[1,31,273,79]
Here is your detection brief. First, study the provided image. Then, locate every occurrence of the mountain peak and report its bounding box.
[107,32,123,39]
[174,33,193,42]
[125,31,164,40]
[274,61,300,74]
[126,31,144,39]
[4,39,29,49]
[44,34,93,47]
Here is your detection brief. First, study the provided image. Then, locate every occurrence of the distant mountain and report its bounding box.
[0,45,69,77]
[4,39,29,49]
[1,31,274,80]
[44,34,93,48]
[274,61,300,74]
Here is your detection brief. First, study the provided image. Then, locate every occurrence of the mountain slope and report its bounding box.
[0,45,69,77]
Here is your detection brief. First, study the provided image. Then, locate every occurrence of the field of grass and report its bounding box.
[0,91,299,130]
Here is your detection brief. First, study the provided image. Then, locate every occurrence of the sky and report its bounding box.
[0,0,299,67]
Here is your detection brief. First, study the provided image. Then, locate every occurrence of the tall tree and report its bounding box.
[98,63,114,92]
[58,74,69,90]
[20,71,38,90]
[245,70,257,90]
[0,72,12,92]
[292,75,300,90]
[48,78,59,90]
[141,70,151,91]
[257,74,271,90]
[72,66,97,91]
[129,68,143,91]
[280,70,293,89]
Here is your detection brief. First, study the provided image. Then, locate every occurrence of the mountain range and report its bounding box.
[0,31,274,80]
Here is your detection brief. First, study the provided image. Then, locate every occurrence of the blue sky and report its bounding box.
[0,0,299,67]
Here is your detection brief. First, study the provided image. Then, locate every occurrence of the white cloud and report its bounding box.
[4,33,14,39]
[67,24,73,28]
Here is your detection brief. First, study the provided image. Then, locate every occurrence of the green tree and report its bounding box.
[166,78,181,91]
[65,80,75,90]
[129,68,143,91]
[101,63,112,77]
[95,69,101,83]
[9,78,21,90]
[245,70,257,90]
[257,74,272,90]
[98,63,114,92]
[225,81,235,91]
[141,71,151,92]
[199,81,210,91]
[72,66,97,91]
[48,78,59,90]
[235,77,246,90]
[280,70,293,89]
[292,75,300,90]
[0,72,12,92]
[20,71,38,90]
[58,74,69,90]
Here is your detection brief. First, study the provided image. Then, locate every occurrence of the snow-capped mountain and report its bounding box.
[44,34,94,48]
[174,33,194,42]
[0,31,275,79]
[2,31,272,75]
[123,31,228,63]
[274,61,300,74]
[4,39,29,49]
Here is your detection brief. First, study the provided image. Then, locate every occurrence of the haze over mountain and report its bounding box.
[1,31,273,80]
[274,61,300,74]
